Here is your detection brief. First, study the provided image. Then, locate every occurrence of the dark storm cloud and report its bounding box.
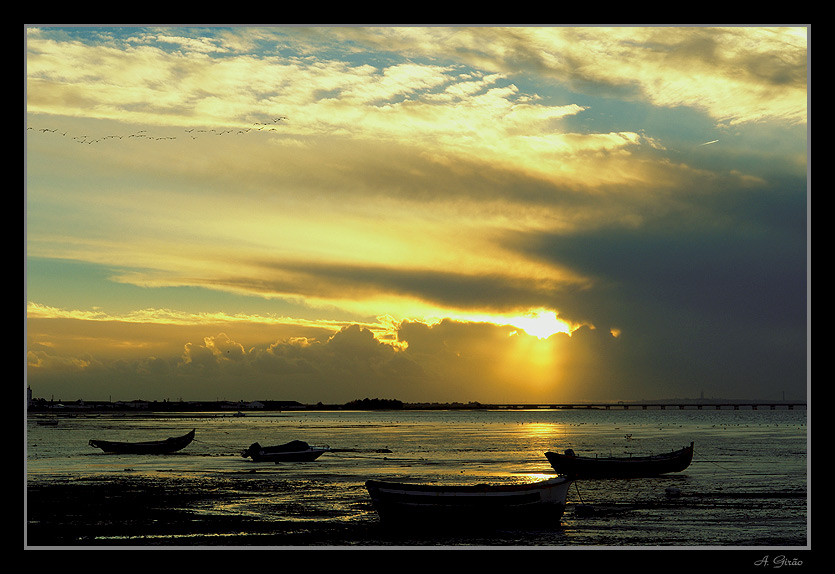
[503,181,808,398]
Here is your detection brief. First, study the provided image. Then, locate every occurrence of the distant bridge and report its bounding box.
[475,401,807,411]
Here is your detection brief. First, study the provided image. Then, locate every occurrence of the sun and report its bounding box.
[405,307,575,341]
[508,309,573,339]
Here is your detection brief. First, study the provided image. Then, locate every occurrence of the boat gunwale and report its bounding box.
[365,476,571,495]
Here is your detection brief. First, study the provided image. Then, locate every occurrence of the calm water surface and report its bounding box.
[25,407,808,548]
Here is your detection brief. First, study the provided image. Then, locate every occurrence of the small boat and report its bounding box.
[241,440,330,463]
[365,476,573,527]
[545,442,694,478]
[88,429,195,454]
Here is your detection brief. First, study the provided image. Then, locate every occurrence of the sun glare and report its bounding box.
[418,308,574,340]
[509,309,572,339]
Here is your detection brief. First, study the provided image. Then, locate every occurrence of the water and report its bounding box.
[25,407,808,548]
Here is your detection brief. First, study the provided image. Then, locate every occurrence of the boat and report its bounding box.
[365,476,573,527]
[241,439,330,462]
[88,429,195,454]
[545,442,694,478]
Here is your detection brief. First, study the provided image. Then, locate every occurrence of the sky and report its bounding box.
[25,26,809,405]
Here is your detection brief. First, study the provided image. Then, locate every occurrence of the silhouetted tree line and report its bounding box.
[344,398,404,410]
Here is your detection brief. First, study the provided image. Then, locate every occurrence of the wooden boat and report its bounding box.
[545,442,694,478]
[88,429,195,454]
[365,476,573,527]
[241,440,330,462]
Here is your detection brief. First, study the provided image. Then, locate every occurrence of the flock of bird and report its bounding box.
[27,117,289,145]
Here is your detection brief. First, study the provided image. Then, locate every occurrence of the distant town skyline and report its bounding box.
[26,26,808,405]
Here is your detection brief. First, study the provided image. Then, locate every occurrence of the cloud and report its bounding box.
[263,26,805,125]
[26,27,808,404]
[27,26,806,130]
[23,315,575,403]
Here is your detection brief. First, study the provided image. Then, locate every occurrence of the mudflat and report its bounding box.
[25,475,377,547]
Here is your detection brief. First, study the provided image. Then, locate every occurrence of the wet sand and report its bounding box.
[26,475,379,547]
[26,474,542,547]
[26,472,809,551]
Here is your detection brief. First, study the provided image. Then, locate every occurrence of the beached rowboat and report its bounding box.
[365,476,573,527]
[88,429,195,455]
[545,442,694,478]
[241,440,330,462]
